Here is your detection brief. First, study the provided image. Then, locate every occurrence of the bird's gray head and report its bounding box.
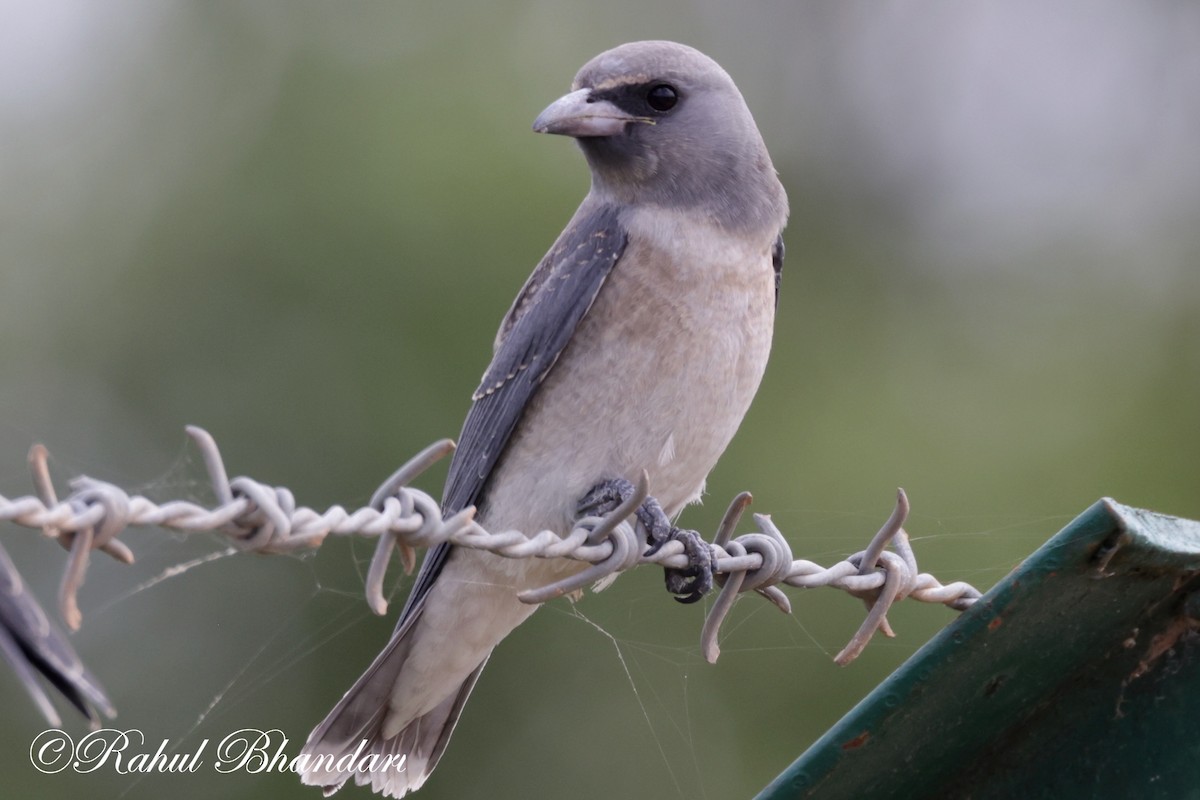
[533,41,788,234]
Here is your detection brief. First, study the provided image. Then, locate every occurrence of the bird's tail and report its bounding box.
[298,626,488,798]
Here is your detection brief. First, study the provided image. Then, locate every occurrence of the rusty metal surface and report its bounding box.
[757,499,1200,800]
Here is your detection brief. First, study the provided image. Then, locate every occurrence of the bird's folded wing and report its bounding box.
[394,201,628,628]
[0,542,114,725]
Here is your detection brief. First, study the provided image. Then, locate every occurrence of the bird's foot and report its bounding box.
[660,528,714,604]
[577,478,715,604]
[578,477,671,546]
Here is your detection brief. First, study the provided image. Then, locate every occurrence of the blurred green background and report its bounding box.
[1,2,1197,799]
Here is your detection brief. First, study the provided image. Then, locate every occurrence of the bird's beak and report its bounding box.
[533,88,636,137]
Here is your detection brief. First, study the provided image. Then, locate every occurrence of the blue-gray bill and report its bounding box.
[300,40,788,798]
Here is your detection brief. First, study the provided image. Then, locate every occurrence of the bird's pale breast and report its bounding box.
[485,208,777,535]
[384,211,777,728]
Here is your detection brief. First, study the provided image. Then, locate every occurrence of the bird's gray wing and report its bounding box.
[772,234,785,307]
[0,541,115,725]
[395,202,628,625]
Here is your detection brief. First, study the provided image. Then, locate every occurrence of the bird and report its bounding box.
[299,40,788,797]
[0,541,115,727]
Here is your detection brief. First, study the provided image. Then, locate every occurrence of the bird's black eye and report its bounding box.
[646,84,678,112]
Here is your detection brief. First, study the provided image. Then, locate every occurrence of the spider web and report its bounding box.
[0,443,1058,799]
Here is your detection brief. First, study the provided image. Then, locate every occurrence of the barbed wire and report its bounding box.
[0,425,981,666]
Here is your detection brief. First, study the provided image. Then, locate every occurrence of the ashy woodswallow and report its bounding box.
[300,40,788,797]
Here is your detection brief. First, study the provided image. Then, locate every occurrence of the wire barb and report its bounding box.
[0,427,982,664]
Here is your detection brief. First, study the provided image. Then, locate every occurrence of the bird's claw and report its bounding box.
[663,528,715,604]
[635,496,672,552]
[579,478,715,604]
[578,477,637,518]
[579,477,670,546]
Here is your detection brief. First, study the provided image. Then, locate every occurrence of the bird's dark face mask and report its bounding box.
[533,72,701,176]
[533,47,787,232]
[575,80,682,182]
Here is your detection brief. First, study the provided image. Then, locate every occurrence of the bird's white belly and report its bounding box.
[485,220,776,538]
[387,223,776,725]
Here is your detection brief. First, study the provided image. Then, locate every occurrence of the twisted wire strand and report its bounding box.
[0,426,981,665]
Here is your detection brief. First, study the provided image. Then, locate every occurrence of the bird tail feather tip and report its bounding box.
[298,659,486,798]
